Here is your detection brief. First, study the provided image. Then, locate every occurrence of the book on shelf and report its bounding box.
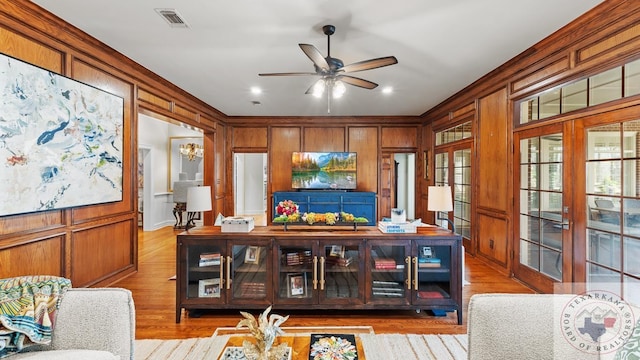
[417,290,445,299]
[199,252,221,267]
[418,257,441,268]
[373,258,397,269]
[418,262,441,268]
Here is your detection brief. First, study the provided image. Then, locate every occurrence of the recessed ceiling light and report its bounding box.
[382,87,393,94]
[251,87,262,95]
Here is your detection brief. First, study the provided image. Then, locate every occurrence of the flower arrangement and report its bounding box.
[275,200,298,216]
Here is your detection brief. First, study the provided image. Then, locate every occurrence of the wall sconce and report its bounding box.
[427,185,455,233]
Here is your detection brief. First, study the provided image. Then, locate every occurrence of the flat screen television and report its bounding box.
[0,52,124,217]
[291,152,357,190]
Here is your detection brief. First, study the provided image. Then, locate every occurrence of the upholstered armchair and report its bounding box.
[3,287,135,360]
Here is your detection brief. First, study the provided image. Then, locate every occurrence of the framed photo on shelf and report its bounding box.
[245,246,261,265]
[198,278,220,298]
[422,246,433,259]
[287,273,307,297]
[329,245,345,258]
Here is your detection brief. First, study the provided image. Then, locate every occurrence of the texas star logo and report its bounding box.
[561,290,635,355]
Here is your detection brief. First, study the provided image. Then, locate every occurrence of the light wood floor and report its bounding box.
[113,226,535,339]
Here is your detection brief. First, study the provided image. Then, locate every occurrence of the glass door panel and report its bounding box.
[453,149,472,239]
[369,242,409,302]
[413,243,452,302]
[321,243,360,301]
[515,129,566,290]
[585,120,640,290]
[231,244,268,300]
[185,244,223,300]
[276,243,314,301]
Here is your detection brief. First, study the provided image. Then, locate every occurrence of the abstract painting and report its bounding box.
[0,53,124,216]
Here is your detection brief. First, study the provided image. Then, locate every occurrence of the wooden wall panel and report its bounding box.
[270,127,301,194]
[0,211,64,236]
[348,127,378,193]
[70,59,134,223]
[0,26,62,72]
[71,220,134,287]
[214,125,226,216]
[381,127,418,149]
[137,88,171,111]
[0,236,64,277]
[476,213,509,268]
[233,127,268,149]
[477,88,509,212]
[303,127,345,151]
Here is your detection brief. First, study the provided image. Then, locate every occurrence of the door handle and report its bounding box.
[405,256,412,289]
[562,218,571,230]
[320,257,326,290]
[220,256,225,288]
[226,255,232,290]
[413,256,418,290]
[312,256,318,290]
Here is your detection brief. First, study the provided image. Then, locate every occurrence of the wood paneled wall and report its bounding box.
[421,0,640,280]
[226,123,420,222]
[0,1,221,287]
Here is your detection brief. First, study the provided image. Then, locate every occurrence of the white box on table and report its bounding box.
[221,217,255,232]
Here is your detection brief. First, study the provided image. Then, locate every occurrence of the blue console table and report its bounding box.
[273,191,376,225]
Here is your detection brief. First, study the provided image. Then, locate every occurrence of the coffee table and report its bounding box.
[215,326,371,360]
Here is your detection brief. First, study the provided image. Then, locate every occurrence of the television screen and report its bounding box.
[292,152,357,190]
[0,52,124,217]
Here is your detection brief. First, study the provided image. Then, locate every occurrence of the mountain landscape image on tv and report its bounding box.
[291,152,357,190]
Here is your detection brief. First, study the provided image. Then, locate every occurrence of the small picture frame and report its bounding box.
[422,246,433,259]
[198,278,220,298]
[287,273,307,297]
[329,245,345,258]
[245,246,261,265]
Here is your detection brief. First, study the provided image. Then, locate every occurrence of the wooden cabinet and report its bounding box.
[273,191,376,225]
[176,226,462,324]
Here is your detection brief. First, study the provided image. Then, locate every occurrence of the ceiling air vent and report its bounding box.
[155,8,189,28]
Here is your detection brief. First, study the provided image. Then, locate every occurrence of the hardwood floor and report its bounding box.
[113,226,535,339]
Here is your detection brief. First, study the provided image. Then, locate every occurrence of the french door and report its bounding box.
[514,107,640,297]
[514,122,572,293]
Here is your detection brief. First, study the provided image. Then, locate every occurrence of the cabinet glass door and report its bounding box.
[369,241,410,303]
[230,244,268,300]
[413,244,452,302]
[186,244,223,300]
[276,242,314,302]
[320,242,363,303]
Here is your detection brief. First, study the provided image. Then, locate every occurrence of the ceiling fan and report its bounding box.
[259,25,398,112]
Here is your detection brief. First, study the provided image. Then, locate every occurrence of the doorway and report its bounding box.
[234,153,267,226]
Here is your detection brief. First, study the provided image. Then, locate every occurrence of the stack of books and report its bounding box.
[326,256,353,267]
[199,252,221,267]
[378,221,417,233]
[283,250,312,266]
[238,282,266,297]
[418,257,441,268]
[373,258,397,269]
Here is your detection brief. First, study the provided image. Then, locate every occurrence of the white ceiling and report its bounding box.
[31,0,604,118]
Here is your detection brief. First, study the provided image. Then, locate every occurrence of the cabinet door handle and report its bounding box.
[405,256,412,289]
[226,255,232,290]
[220,256,225,288]
[312,256,318,290]
[413,257,418,290]
[320,256,325,291]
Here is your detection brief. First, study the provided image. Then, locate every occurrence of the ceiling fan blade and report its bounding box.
[340,56,398,73]
[338,75,378,89]
[259,72,318,76]
[299,44,330,72]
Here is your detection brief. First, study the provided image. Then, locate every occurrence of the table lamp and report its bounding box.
[185,186,212,229]
[428,185,455,233]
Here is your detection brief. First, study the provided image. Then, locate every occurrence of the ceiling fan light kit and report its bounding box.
[259,24,397,113]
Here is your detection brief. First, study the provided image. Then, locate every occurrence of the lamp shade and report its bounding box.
[186,186,212,212]
[427,186,453,212]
